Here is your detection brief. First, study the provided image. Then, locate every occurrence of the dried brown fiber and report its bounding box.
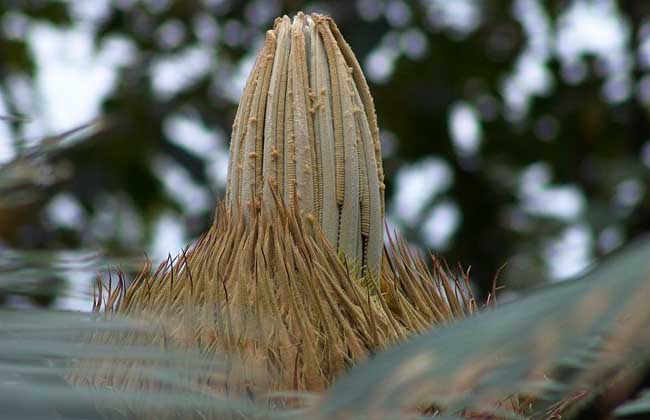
[80,196,476,395]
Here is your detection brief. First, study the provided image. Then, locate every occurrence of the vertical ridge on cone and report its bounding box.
[226,13,384,273]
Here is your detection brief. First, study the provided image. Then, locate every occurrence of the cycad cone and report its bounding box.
[226,13,385,273]
[70,13,475,414]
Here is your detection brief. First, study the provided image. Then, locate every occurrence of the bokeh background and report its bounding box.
[2,0,650,309]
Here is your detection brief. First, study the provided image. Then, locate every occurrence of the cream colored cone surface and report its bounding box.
[226,13,385,274]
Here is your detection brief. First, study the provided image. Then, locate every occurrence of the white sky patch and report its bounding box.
[245,0,280,26]
[357,0,384,21]
[150,212,187,262]
[615,178,645,208]
[69,0,112,23]
[518,162,584,220]
[365,44,399,84]
[99,34,138,67]
[514,0,552,57]
[400,28,428,60]
[223,51,257,103]
[449,101,482,156]
[392,157,453,225]
[555,0,629,66]
[422,201,461,250]
[165,114,222,156]
[55,270,95,312]
[555,0,631,102]
[45,193,87,230]
[194,13,221,44]
[503,0,553,119]
[522,185,585,220]
[156,19,187,50]
[2,11,29,40]
[385,0,412,28]
[151,45,213,100]
[27,23,118,132]
[206,150,230,189]
[638,22,650,70]
[423,0,482,36]
[164,114,229,189]
[519,162,552,195]
[544,224,593,281]
[152,155,212,216]
[6,74,34,118]
[517,52,553,94]
[602,75,632,103]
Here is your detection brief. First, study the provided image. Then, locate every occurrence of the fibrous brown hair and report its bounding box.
[81,194,475,395]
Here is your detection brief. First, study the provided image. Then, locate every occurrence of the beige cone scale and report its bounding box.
[226,13,385,273]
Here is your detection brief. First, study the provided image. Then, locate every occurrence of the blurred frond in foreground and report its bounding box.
[0,248,145,307]
[0,117,106,209]
[317,237,650,419]
[0,310,272,420]
[1,208,649,418]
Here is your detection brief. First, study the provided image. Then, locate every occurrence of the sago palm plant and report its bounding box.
[2,12,650,420]
[69,12,476,402]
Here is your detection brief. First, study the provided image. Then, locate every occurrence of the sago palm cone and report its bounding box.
[70,11,477,405]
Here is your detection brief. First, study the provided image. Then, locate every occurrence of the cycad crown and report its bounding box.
[226,13,385,273]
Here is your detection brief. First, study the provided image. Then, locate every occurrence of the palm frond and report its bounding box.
[1,233,650,419]
[0,248,145,304]
[0,309,288,420]
[0,117,107,208]
[614,389,650,418]
[315,238,650,419]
